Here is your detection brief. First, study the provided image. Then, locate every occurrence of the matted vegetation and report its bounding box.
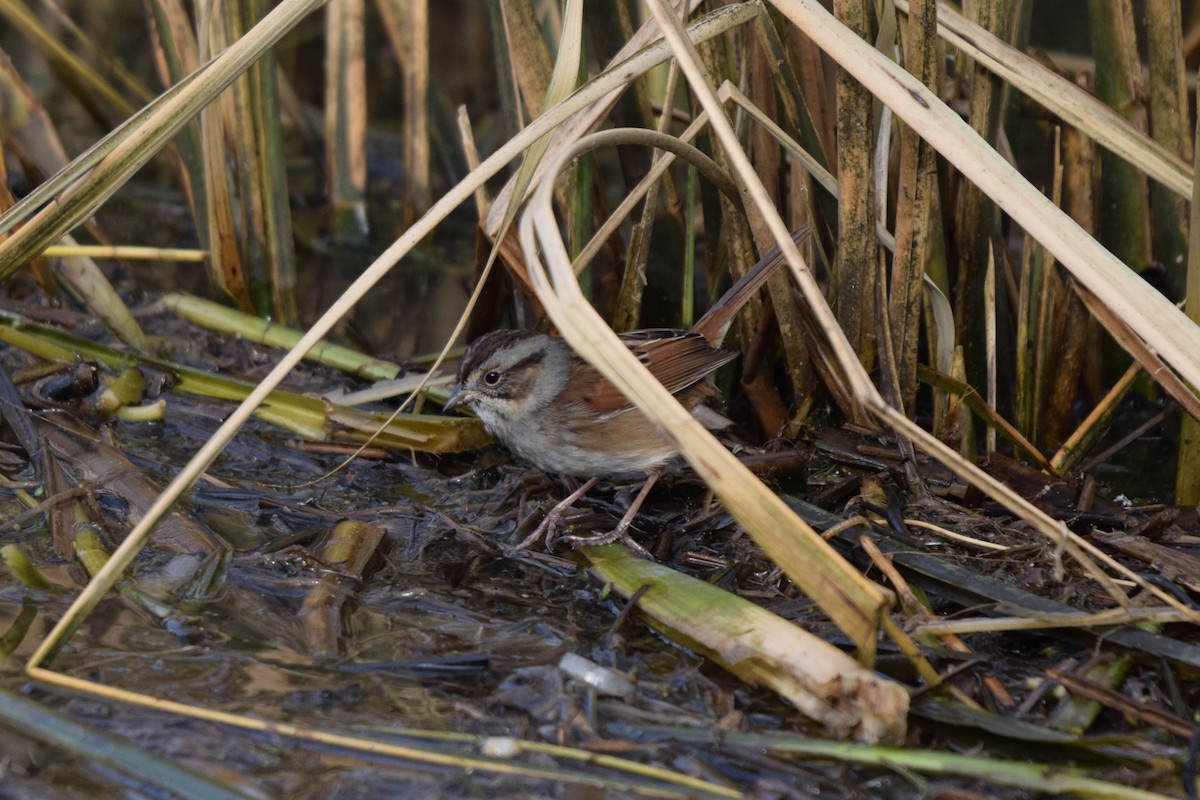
[1,0,1199,797]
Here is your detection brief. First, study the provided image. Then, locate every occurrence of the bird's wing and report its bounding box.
[558,330,736,415]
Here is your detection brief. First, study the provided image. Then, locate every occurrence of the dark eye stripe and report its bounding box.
[479,352,545,401]
[459,330,536,378]
[503,351,545,374]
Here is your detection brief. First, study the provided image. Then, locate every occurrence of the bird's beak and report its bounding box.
[443,384,474,413]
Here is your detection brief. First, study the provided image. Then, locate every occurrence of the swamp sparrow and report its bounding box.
[445,227,810,551]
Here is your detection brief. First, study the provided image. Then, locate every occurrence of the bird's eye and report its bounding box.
[483,371,502,386]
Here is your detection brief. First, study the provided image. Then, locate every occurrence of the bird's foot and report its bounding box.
[509,477,600,553]
[558,523,651,558]
[557,469,661,558]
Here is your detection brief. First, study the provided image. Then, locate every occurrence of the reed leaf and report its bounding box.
[894,0,1190,199]
[587,542,908,743]
[0,0,327,279]
[0,0,136,124]
[1144,0,1190,296]
[832,0,878,366]
[1177,84,1200,503]
[324,0,368,240]
[889,0,940,414]
[0,689,250,800]
[1089,0,1151,279]
[0,316,482,452]
[162,292,401,381]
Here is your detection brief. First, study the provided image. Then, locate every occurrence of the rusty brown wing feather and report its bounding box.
[554,225,811,415]
[691,224,812,344]
[630,331,738,394]
[559,330,736,414]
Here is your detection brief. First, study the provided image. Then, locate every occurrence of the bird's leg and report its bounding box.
[560,468,662,556]
[510,476,600,552]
